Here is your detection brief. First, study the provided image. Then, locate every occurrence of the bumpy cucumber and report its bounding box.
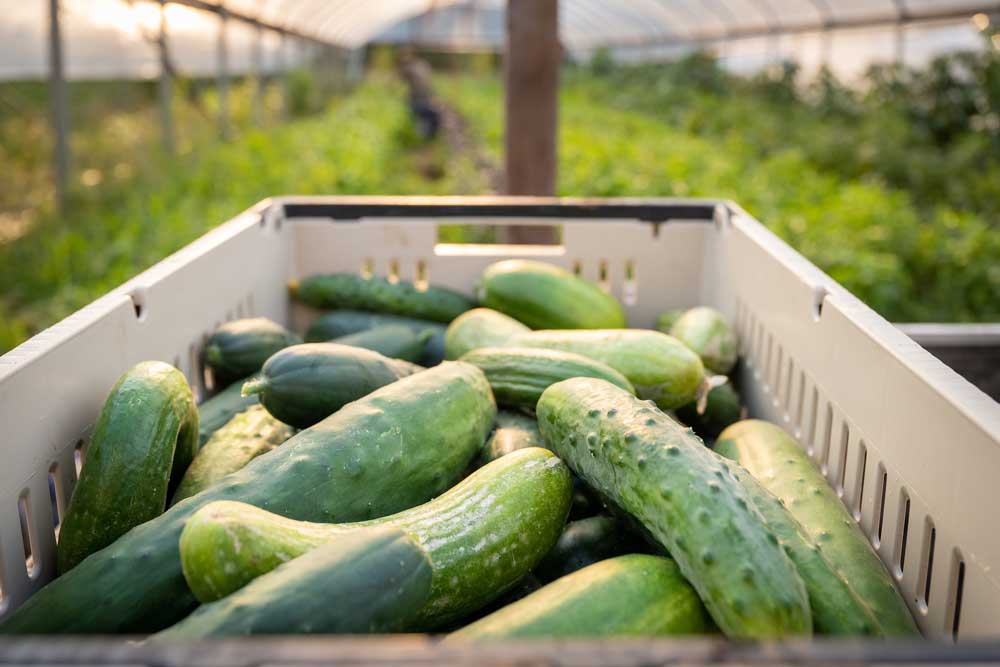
[675,382,742,441]
[461,346,635,410]
[56,361,198,574]
[655,309,685,333]
[478,259,626,330]
[728,465,882,636]
[445,308,530,359]
[172,405,295,505]
[178,448,572,629]
[197,377,259,447]
[204,318,300,385]
[155,526,432,638]
[715,420,920,636]
[534,515,644,583]
[242,343,423,428]
[450,555,713,639]
[670,307,738,375]
[0,363,494,634]
[332,325,433,363]
[509,329,704,410]
[478,410,544,465]
[537,378,811,638]
[304,310,446,365]
[290,274,474,324]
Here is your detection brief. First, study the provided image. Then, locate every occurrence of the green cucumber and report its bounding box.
[478,259,626,329]
[715,420,920,636]
[728,465,882,636]
[178,447,572,628]
[197,377,259,447]
[445,308,530,359]
[290,274,474,324]
[171,405,295,505]
[449,554,713,639]
[461,346,635,410]
[203,318,300,385]
[155,526,431,638]
[509,329,704,410]
[304,310,446,365]
[655,309,685,333]
[670,307,738,375]
[241,343,423,428]
[534,515,644,583]
[537,378,811,638]
[0,363,494,634]
[479,410,544,465]
[332,325,433,363]
[675,382,742,441]
[56,361,197,574]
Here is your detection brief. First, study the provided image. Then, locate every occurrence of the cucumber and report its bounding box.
[0,363,494,634]
[332,325,433,363]
[155,526,432,638]
[534,515,644,583]
[728,465,882,636]
[241,343,423,428]
[478,410,544,465]
[304,310,446,365]
[171,405,295,505]
[56,361,197,574]
[674,382,742,441]
[537,378,811,638]
[197,377,259,447]
[445,308,530,359]
[461,347,636,410]
[290,274,474,324]
[670,307,738,375]
[715,420,920,636]
[655,309,685,333]
[478,259,626,330]
[178,447,572,628]
[449,555,713,639]
[204,318,300,385]
[509,329,704,410]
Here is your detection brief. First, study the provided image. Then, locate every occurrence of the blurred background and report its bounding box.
[1,1,998,386]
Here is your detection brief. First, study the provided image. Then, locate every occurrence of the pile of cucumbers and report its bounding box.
[0,260,919,640]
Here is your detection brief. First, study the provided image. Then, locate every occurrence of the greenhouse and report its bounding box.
[0,1,999,664]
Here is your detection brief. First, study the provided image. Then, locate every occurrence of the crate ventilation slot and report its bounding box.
[920,522,937,609]
[853,440,868,520]
[874,464,889,548]
[73,440,86,478]
[818,404,833,474]
[47,464,63,541]
[622,260,638,306]
[415,260,429,291]
[17,492,38,579]
[895,490,911,579]
[388,260,400,284]
[836,423,851,495]
[361,258,374,279]
[951,553,965,639]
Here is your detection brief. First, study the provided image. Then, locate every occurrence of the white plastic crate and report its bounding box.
[0,196,998,648]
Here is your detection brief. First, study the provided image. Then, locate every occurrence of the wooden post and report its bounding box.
[280,31,290,120]
[48,0,69,210]
[217,6,230,139]
[158,0,175,154]
[252,23,264,126]
[503,0,559,243]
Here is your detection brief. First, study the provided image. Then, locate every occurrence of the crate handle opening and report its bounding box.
[128,287,148,322]
[17,492,39,580]
[812,286,828,322]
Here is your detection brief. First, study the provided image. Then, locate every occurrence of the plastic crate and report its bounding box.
[0,197,998,663]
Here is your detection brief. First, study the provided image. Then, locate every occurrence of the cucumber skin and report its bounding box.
[56,362,198,574]
[178,447,572,629]
[655,309,685,333]
[450,554,713,639]
[478,260,626,330]
[537,378,811,638]
[670,307,738,375]
[244,343,423,429]
[197,377,259,447]
[291,274,474,324]
[478,410,544,466]
[509,329,704,410]
[156,527,432,638]
[0,363,495,634]
[534,515,644,583]
[333,325,433,363]
[445,308,530,360]
[172,405,296,505]
[304,310,446,365]
[674,382,742,441]
[461,347,636,410]
[204,318,300,385]
[728,465,882,636]
[715,420,920,636]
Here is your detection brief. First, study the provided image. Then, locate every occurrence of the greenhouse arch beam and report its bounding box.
[155,0,336,46]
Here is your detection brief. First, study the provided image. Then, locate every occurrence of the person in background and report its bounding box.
[398,47,442,140]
